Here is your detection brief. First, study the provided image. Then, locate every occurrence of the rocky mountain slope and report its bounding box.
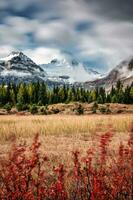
[85,57,133,89]
[0,51,47,84]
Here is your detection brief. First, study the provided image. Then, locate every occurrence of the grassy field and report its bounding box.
[0,114,133,199]
[0,114,132,164]
[0,114,132,199]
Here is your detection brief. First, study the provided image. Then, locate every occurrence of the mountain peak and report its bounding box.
[10,51,22,56]
[0,51,26,62]
[0,51,46,79]
[9,51,27,58]
[50,59,59,64]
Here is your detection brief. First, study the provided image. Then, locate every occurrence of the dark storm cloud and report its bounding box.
[1,0,133,22]
[0,0,133,71]
[0,0,44,20]
[75,21,93,32]
[0,0,62,20]
[84,0,133,21]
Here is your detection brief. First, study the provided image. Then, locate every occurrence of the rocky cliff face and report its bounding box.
[85,57,133,89]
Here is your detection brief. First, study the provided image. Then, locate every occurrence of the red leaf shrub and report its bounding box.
[0,126,133,200]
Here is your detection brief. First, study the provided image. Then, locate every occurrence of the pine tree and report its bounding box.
[58,87,65,103]
[52,86,60,104]
[91,90,97,102]
[28,83,34,104]
[129,86,133,103]
[67,88,73,103]
[0,80,133,109]
[98,87,106,103]
[0,84,7,105]
[106,93,111,103]
[17,83,28,104]
[117,88,124,103]
[6,83,12,103]
[111,95,118,103]
[110,86,116,97]
[10,89,16,105]
[123,86,130,104]
[97,95,104,104]
[38,83,48,105]
[116,80,123,91]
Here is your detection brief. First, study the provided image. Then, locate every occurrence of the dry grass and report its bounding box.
[0,114,132,164]
[0,114,132,141]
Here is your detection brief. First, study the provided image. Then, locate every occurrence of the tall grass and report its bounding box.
[0,115,132,143]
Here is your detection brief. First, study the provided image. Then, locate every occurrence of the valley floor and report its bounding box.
[0,114,132,166]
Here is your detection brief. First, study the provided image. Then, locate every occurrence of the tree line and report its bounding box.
[0,80,133,111]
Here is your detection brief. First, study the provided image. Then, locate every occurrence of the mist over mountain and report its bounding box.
[41,51,102,83]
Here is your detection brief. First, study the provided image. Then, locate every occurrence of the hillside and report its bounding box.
[85,57,133,89]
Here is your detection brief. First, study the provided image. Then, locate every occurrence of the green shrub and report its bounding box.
[30,104,38,114]
[76,104,84,115]
[39,106,47,115]
[51,107,60,114]
[16,103,23,111]
[106,104,111,114]
[100,105,112,114]
[16,103,29,111]
[92,102,98,113]
[3,103,12,112]
[100,106,106,114]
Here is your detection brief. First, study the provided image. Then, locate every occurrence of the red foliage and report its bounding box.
[0,126,133,200]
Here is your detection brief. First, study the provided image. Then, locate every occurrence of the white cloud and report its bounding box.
[0,45,15,58]
[24,47,63,64]
[5,16,40,34]
[35,21,75,45]
[0,24,29,46]
[0,0,133,72]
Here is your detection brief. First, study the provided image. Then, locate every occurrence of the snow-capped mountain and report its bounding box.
[0,51,132,88]
[0,51,101,85]
[41,53,101,83]
[0,51,47,84]
[85,56,133,89]
[0,51,100,84]
[0,51,45,74]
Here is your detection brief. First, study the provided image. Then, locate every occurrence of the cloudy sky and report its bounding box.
[0,0,133,72]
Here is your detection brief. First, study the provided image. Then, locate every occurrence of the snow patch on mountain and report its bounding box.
[0,69,31,77]
[41,53,101,83]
